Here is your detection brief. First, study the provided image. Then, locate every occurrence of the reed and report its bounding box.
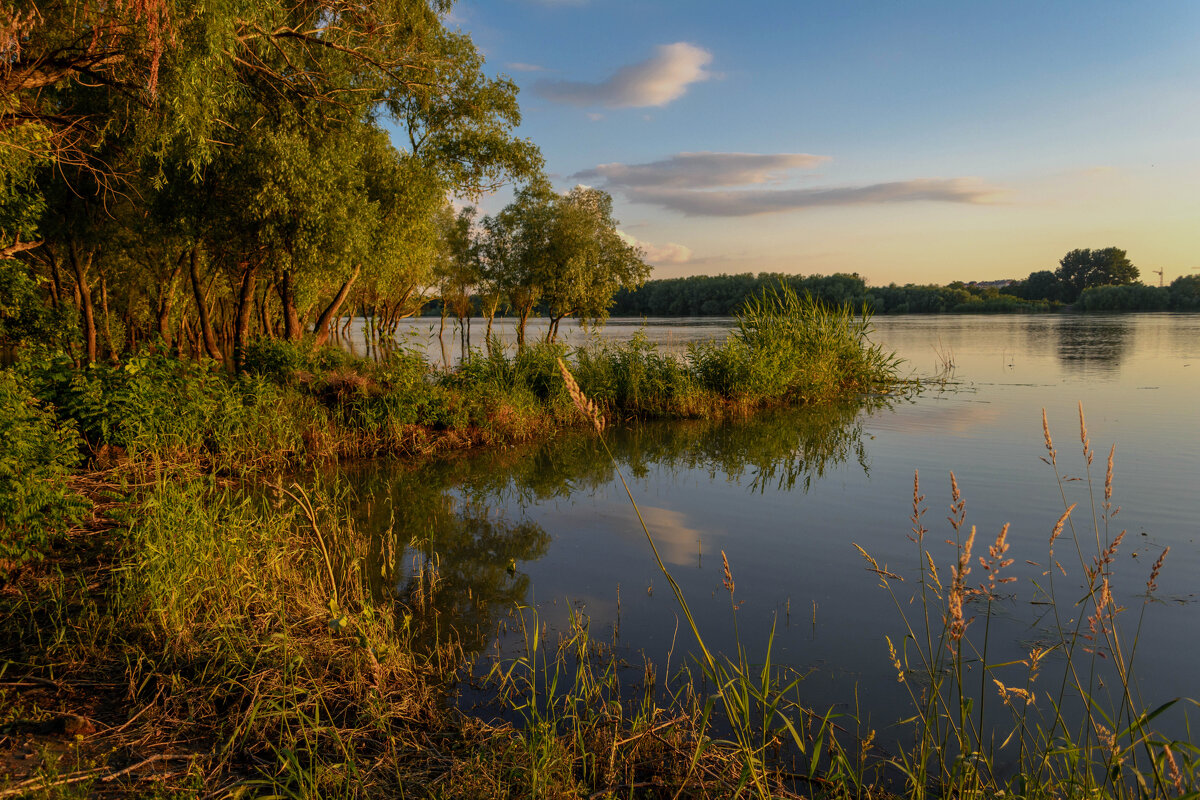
[856,405,1196,798]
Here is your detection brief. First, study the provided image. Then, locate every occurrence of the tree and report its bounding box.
[1055,248,1138,302]
[1009,270,1067,302]
[435,205,480,351]
[479,180,649,345]
[537,186,648,341]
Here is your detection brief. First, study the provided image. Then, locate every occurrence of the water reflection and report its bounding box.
[1054,316,1132,374]
[341,397,882,652]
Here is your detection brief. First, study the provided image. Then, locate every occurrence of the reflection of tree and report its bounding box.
[1055,318,1131,374]
[399,503,548,652]
[343,466,550,652]
[607,400,876,494]
[338,394,885,653]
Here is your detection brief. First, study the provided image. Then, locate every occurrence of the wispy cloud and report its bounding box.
[535,43,712,108]
[579,152,1002,216]
[575,152,830,189]
[617,231,693,264]
[624,178,1002,217]
[506,62,546,72]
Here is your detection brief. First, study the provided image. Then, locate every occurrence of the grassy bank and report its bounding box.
[0,292,897,795]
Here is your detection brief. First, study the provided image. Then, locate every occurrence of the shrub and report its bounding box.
[0,370,85,576]
[1079,283,1170,311]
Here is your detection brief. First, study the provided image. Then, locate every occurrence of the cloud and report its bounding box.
[624,178,1001,216]
[574,152,830,189]
[617,231,693,264]
[506,62,546,72]
[535,43,712,108]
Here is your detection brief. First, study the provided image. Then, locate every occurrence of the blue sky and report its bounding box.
[449,1,1200,283]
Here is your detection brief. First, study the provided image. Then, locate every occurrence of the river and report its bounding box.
[340,312,1200,745]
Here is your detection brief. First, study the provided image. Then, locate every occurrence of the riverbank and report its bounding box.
[1,295,899,796]
[4,303,1195,797]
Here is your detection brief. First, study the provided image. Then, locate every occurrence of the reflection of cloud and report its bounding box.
[624,178,1002,217]
[535,43,712,108]
[575,152,830,189]
[617,230,693,264]
[636,506,705,567]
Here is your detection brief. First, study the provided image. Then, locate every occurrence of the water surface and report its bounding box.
[343,313,1200,736]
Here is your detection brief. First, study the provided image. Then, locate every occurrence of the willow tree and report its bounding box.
[537,186,648,342]
[481,180,649,346]
[5,0,541,366]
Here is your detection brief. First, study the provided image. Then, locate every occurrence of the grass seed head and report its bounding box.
[720,549,735,596]
[1147,546,1169,594]
[556,358,605,434]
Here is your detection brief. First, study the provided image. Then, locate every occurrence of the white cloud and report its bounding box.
[617,230,693,264]
[506,62,546,72]
[575,152,830,189]
[623,178,1003,217]
[586,112,605,122]
[535,43,712,108]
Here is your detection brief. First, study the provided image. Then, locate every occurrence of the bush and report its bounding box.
[1169,275,1200,311]
[19,351,311,465]
[0,370,85,576]
[1079,283,1170,311]
[573,332,694,414]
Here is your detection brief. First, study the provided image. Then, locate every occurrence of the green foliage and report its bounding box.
[0,258,75,346]
[240,337,362,383]
[0,370,84,575]
[690,284,898,403]
[612,272,1059,317]
[1079,283,1170,311]
[611,272,872,316]
[1168,274,1200,310]
[19,351,308,464]
[1008,269,1068,303]
[479,179,649,343]
[572,331,694,414]
[1056,247,1139,302]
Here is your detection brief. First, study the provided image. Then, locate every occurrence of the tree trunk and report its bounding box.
[99,274,116,359]
[46,249,62,309]
[278,270,303,340]
[188,246,223,363]
[68,243,97,364]
[517,303,532,348]
[156,254,184,347]
[233,263,258,373]
[312,265,360,346]
[257,287,271,337]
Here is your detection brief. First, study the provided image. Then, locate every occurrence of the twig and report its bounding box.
[99,753,196,782]
[0,754,195,798]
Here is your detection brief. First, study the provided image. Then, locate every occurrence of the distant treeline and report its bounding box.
[608,271,1200,316]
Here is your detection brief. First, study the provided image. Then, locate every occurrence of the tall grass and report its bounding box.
[689,284,900,404]
[856,403,1196,798]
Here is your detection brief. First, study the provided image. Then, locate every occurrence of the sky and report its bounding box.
[447,1,1200,284]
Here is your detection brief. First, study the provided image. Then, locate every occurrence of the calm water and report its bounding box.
[342,313,1200,738]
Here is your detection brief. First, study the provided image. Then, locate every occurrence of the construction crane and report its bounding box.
[1153,268,1164,287]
